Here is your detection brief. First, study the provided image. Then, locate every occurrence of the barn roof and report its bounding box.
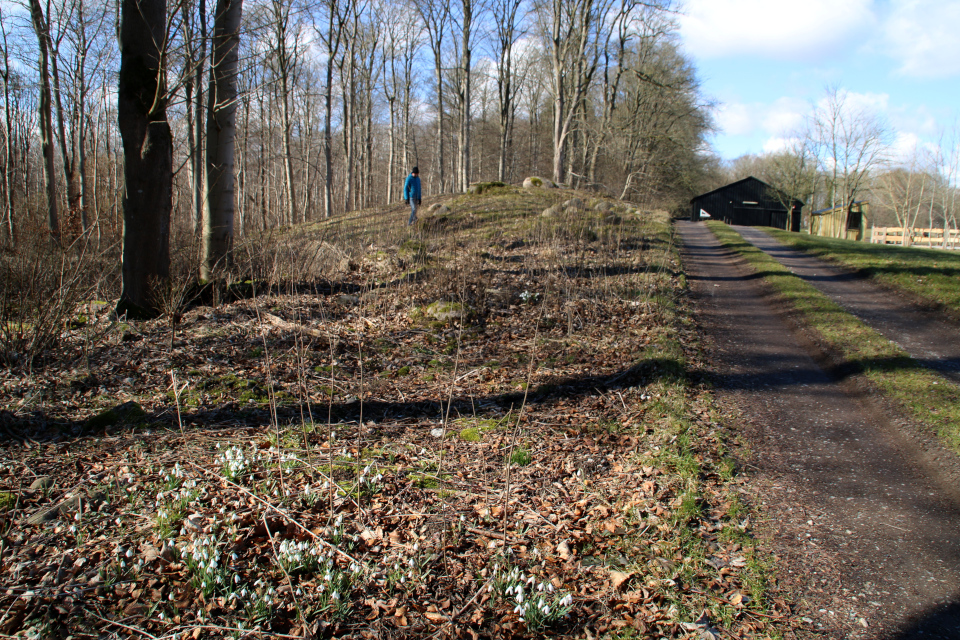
[691,176,804,207]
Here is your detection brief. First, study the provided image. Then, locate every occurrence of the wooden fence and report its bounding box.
[870,226,960,249]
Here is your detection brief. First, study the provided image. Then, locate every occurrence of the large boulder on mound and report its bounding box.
[541,204,561,218]
[594,200,615,213]
[427,203,451,217]
[468,181,506,195]
[523,176,544,189]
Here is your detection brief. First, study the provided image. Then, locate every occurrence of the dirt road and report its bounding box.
[677,220,960,639]
[734,225,960,384]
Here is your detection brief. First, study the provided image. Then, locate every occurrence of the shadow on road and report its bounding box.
[889,598,960,640]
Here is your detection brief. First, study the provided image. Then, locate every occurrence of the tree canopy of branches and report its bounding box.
[0,0,713,283]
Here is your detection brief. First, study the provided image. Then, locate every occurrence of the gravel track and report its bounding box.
[734,225,960,384]
[677,220,960,639]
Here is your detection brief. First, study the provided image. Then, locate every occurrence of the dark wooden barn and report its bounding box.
[690,176,803,232]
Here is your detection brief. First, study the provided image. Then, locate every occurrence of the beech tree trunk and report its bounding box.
[117,0,172,318]
[29,0,60,243]
[201,0,242,281]
[0,18,16,245]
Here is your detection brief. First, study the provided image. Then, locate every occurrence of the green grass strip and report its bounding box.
[707,221,960,454]
[764,228,960,317]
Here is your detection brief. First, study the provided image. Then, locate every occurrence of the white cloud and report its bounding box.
[714,97,806,139]
[881,0,960,78]
[813,89,890,119]
[762,136,801,154]
[679,0,875,60]
[715,103,755,136]
[761,98,806,134]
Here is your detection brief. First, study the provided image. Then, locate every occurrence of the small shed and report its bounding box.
[809,202,869,241]
[690,176,802,232]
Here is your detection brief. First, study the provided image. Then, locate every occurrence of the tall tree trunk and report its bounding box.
[458,0,472,192]
[320,0,344,219]
[323,55,335,217]
[195,0,207,232]
[1,22,16,246]
[280,72,295,225]
[435,60,445,194]
[342,49,355,211]
[29,0,60,243]
[387,96,395,202]
[75,0,90,233]
[50,43,81,230]
[117,0,172,318]
[201,0,242,281]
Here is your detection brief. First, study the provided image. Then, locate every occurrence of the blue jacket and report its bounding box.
[403,174,421,201]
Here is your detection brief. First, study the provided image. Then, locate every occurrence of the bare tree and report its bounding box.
[452,0,477,191]
[0,12,17,246]
[117,0,172,317]
[201,0,243,281]
[810,86,888,238]
[542,0,611,185]
[935,126,960,248]
[28,0,60,242]
[491,0,526,182]
[266,0,302,225]
[875,151,933,246]
[182,0,208,231]
[313,0,349,218]
[417,0,451,194]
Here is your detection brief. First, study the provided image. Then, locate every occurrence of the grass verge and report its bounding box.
[708,221,960,454]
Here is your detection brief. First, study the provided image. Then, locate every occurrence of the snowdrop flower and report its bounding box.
[125,548,133,559]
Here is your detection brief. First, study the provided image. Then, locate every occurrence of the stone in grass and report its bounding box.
[84,401,147,431]
[427,203,451,216]
[467,181,505,195]
[594,200,615,213]
[425,301,469,322]
[29,477,54,494]
[523,176,557,189]
[541,204,561,218]
[563,197,585,211]
[523,176,543,189]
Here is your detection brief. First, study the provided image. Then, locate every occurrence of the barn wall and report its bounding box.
[691,177,801,231]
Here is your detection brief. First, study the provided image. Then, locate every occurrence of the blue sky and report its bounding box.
[677,0,960,161]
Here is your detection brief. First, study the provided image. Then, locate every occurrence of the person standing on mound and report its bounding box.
[403,167,422,226]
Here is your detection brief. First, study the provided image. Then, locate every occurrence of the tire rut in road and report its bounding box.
[734,225,960,384]
[677,220,960,639]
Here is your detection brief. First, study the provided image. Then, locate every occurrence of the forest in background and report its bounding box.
[0,0,712,252]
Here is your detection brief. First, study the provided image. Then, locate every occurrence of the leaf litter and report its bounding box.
[0,194,795,638]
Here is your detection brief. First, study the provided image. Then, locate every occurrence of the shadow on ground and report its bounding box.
[889,599,960,640]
